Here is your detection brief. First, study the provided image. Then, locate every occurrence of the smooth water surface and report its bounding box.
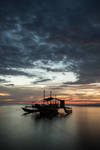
[0,105,100,150]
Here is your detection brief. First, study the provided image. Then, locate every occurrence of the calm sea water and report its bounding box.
[0,105,100,150]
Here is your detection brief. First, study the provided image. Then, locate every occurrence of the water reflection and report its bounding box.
[73,107,100,149]
[0,106,100,150]
[23,111,71,120]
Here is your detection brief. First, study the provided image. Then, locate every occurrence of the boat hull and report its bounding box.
[22,107,39,113]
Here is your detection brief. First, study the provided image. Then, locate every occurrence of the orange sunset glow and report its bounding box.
[0,81,100,105]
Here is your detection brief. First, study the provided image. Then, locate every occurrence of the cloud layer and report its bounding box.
[0,0,100,90]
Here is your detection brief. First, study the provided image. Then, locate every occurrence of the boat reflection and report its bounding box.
[23,110,72,120]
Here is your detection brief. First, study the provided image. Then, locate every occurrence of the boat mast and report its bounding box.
[50,91,52,98]
[55,94,56,105]
[50,91,52,104]
[43,90,45,99]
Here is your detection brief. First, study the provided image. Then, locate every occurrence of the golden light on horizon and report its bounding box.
[0,93,10,96]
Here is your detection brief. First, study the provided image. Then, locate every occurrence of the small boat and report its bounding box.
[22,91,72,116]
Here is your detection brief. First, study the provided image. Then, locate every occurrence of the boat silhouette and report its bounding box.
[22,90,72,116]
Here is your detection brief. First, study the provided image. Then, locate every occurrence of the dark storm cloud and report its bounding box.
[0,78,9,83]
[0,0,100,84]
[32,78,51,84]
[0,68,34,77]
[5,84,14,86]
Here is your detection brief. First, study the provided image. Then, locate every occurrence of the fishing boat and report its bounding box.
[22,91,72,116]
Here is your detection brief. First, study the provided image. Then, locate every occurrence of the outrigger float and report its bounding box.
[22,91,72,117]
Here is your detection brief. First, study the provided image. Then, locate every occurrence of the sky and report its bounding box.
[0,0,100,105]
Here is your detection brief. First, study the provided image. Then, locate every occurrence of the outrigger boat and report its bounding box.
[22,91,72,116]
